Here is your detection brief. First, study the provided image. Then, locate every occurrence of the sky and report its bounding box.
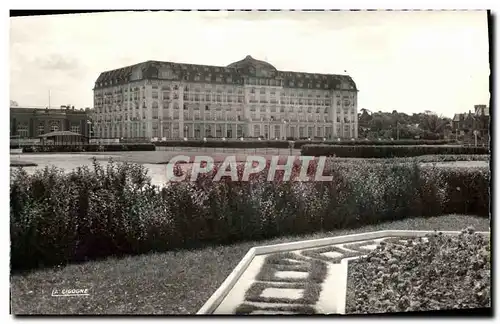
[9,10,490,118]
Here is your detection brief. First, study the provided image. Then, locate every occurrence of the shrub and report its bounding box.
[21,144,155,153]
[10,159,489,272]
[346,228,491,313]
[154,139,457,150]
[301,145,489,158]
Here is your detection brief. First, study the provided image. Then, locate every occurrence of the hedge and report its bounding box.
[20,144,156,153]
[154,139,456,149]
[10,159,489,272]
[301,145,490,158]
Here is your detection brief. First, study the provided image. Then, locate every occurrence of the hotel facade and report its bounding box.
[93,56,358,140]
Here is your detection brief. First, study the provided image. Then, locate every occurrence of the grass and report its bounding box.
[245,281,322,305]
[10,214,490,315]
[255,252,323,283]
[241,251,327,313]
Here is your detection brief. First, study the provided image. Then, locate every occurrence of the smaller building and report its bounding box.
[452,105,490,142]
[39,131,88,145]
[10,106,93,139]
[474,105,489,117]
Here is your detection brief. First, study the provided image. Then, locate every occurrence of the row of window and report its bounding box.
[97,125,355,140]
[14,124,82,137]
[96,83,355,99]
[95,106,357,120]
[96,103,357,116]
[98,87,350,99]
[94,115,356,124]
[95,94,352,106]
[95,99,356,115]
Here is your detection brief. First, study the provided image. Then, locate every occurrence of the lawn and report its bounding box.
[10,214,489,315]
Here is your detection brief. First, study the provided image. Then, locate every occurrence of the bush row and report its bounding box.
[20,144,156,153]
[301,145,490,158]
[10,159,489,272]
[155,139,456,149]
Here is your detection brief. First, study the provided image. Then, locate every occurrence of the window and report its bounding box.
[37,123,45,135]
[17,123,28,137]
[254,125,260,137]
[50,123,59,132]
[71,125,81,133]
[274,125,280,139]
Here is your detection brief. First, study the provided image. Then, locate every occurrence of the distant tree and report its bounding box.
[420,113,448,134]
[359,108,373,126]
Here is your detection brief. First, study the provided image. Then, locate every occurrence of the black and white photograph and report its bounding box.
[7,7,492,317]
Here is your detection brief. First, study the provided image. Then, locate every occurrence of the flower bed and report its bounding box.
[345,228,491,314]
[10,159,489,272]
[301,145,489,158]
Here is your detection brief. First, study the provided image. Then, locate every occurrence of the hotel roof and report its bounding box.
[94,55,357,91]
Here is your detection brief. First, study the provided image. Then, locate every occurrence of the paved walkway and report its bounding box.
[211,236,428,315]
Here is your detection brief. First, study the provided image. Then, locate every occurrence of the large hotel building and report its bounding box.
[93,55,358,140]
